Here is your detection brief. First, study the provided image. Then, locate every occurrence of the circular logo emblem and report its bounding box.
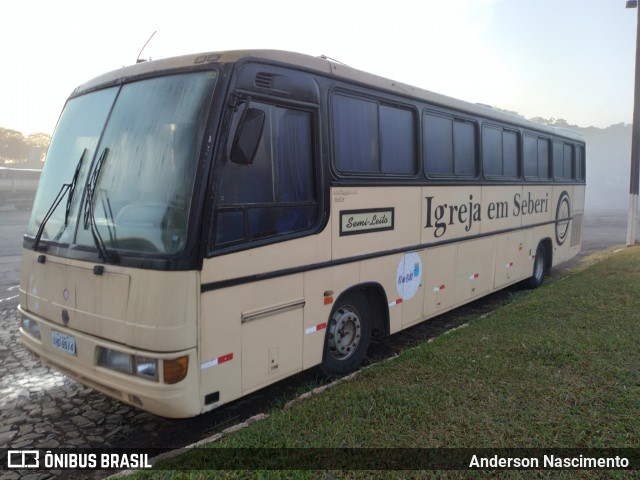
[555,191,571,246]
[397,252,422,301]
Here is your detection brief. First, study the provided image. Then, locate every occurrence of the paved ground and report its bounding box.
[0,207,633,479]
[0,208,181,479]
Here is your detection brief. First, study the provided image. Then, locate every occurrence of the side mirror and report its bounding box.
[230,107,265,165]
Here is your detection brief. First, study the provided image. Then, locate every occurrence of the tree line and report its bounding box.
[0,127,51,168]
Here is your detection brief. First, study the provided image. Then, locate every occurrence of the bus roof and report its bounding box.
[73,49,584,142]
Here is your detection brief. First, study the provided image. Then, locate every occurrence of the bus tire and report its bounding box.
[321,291,372,377]
[526,243,547,289]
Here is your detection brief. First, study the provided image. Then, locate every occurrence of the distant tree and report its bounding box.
[26,132,51,165]
[0,127,28,164]
[493,107,524,118]
[26,132,51,149]
[0,128,50,166]
[529,116,555,126]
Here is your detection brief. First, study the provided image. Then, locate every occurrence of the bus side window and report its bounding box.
[332,92,416,176]
[483,126,519,179]
[424,112,477,178]
[553,141,574,180]
[524,134,551,180]
[576,145,585,181]
[214,101,317,247]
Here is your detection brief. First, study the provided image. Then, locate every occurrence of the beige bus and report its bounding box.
[18,50,585,418]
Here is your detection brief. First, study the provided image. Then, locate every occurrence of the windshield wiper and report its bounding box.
[83,147,111,262]
[64,148,86,226]
[32,149,87,252]
[51,148,88,242]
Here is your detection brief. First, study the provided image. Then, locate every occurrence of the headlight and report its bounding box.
[135,356,158,381]
[97,347,158,382]
[98,348,133,375]
[21,316,41,340]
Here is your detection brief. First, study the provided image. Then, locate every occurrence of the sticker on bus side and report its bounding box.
[396,252,422,302]
[339,208,395,236]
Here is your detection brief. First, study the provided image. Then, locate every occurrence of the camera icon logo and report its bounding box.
[7,450,40,469]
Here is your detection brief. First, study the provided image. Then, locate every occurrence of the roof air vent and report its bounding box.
[255,73,274,89]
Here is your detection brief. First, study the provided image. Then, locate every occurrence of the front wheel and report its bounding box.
[525,244,547,289]
[321,291,372,377]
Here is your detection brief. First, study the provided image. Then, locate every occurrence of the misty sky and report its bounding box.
[1,0,637,135]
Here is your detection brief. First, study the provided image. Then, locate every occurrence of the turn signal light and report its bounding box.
[164,356,189,384]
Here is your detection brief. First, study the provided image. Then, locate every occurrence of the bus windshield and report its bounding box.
[27,71,216,256]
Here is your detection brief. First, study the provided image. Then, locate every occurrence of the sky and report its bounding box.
[1,0,638,135]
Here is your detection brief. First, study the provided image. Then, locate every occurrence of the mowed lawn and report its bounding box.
[128,247,640,480]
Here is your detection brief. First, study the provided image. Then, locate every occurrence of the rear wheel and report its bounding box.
[526,243,547,289]
[321,291,372,376]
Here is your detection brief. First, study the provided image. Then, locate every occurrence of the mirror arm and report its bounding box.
[228,94,252,112]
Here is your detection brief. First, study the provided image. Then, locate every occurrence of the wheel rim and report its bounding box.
[328,305,362,361]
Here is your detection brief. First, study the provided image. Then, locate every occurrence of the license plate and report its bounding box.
[51,330,76,355]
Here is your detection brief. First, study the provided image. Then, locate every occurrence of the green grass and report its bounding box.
[127,247,640,479]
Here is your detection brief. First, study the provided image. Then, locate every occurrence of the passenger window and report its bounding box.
[553,141,574,180]
[576,145,585,181]
[523,135,537,178]
[454,121,476,176]
[482,126,502,177]
[563,144,574,179]
[524,134,550,180]
[333,95,378,173]
[424,113,453,175]
[332,93,416,175]
[424,112,477,177]
[483,126,518,179]
[538,138,550,179]
[215,101,317,246]
[380,105,415,174]
[503,130,518,178]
